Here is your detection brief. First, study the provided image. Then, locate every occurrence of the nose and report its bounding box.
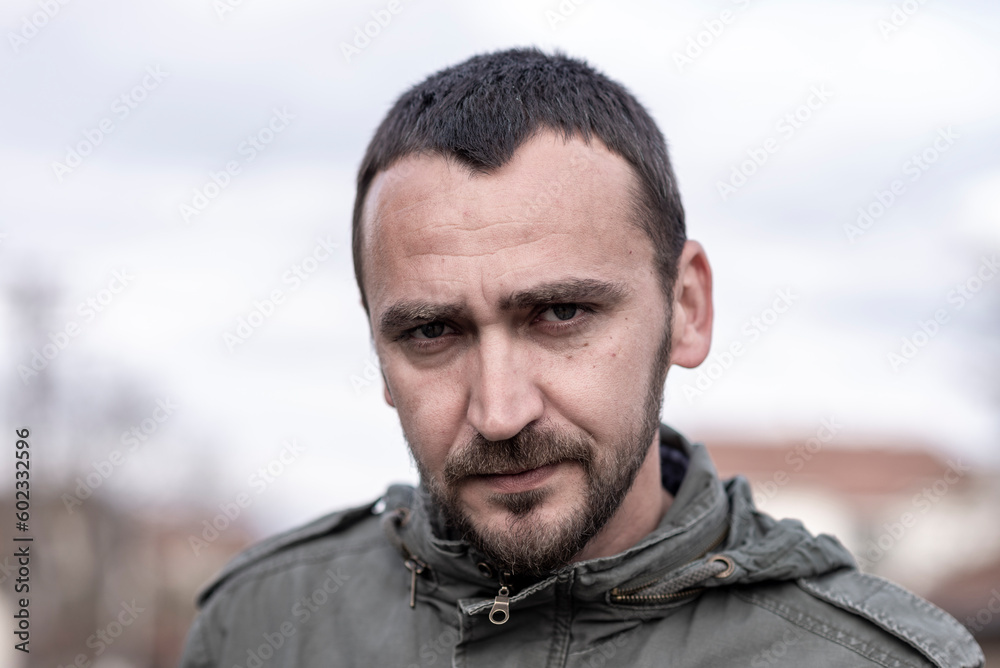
[466,331,544,442]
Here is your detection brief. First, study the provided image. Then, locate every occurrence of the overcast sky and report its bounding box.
[1,0,998,532]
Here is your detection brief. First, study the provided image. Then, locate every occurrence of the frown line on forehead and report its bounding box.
[376,278,631,337]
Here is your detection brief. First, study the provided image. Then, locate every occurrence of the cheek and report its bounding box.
[387,361,468,471]
[542,321,660,429]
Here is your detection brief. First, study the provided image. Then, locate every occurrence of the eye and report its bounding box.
[538,304,579,322]
[410,322,450,339]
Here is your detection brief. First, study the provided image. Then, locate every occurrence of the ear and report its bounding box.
[382,371,395,408]
[669,240,713,369]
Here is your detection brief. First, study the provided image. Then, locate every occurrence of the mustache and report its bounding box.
[442,424,594,484]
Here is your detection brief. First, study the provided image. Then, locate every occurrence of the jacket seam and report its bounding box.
[226,503,374,569]
[208,533,387,604]
[197,502,378,606]
[798,574,982,668]
[545,573,575,668]
[733,588,929,668]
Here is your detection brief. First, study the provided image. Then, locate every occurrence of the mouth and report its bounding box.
[474,462,561,494]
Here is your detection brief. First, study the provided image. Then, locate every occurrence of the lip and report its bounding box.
[477,462,560,494]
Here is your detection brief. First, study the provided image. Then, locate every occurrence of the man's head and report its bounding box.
[353,49,712,576]
[352,47,687,309]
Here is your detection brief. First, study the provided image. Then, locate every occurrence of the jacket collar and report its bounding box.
[381,424,745,617]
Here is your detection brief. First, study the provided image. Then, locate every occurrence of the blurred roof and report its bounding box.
[704,437,965,496]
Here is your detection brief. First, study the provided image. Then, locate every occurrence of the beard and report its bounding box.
[411,327,672,577]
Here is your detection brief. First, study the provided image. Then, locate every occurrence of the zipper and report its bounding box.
[608,525,729,604]
[488,570,512,624]
[404,556,428,609]
[609,587,707,604]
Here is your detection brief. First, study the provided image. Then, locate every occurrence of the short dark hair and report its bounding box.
[352,47,686,312]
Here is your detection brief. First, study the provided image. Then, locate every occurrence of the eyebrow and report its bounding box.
[500,278,630,311]
[377,278,630,338]
[378,302,466,338]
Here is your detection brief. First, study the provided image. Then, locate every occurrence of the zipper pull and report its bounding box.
[404,557,427,609]
[489,570,511,625]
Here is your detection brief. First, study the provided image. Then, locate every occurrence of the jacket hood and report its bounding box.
[380,424,857,623]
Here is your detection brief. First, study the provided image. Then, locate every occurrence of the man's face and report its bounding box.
[361,132,673,575]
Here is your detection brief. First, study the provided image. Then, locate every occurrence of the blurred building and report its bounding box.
[928,557,1000,662]
[0,493,253,668]
[706,435,1000,665]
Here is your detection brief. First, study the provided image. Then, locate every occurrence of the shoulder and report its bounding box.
[798,569,983,668]
[733,568,983,668]
[179,485,417,668]
[195,483,415,608]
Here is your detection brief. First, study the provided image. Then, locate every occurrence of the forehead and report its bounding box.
[360,132,655,312]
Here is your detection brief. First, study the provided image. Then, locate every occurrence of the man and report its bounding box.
[180,48,983,667]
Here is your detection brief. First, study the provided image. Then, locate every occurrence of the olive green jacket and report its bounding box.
[179,426,984,667]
